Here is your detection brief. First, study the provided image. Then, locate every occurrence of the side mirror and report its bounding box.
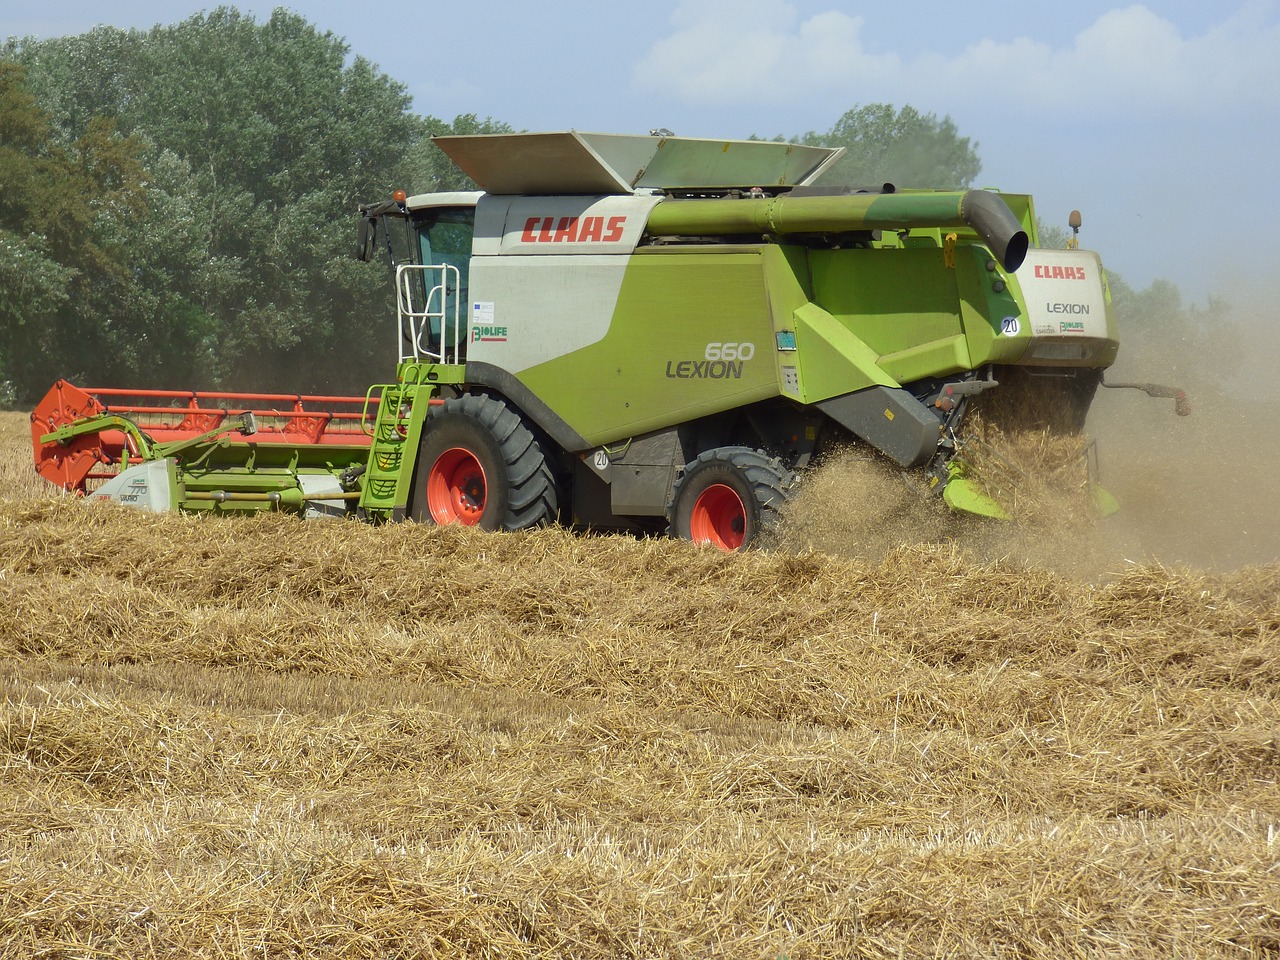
[356,215,376,262]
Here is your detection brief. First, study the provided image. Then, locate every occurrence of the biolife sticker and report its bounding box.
[470,301,507,343]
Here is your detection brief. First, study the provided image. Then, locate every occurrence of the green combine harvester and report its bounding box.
[31,131,1186,549]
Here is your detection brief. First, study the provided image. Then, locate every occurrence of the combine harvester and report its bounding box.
[30,132,1186,549]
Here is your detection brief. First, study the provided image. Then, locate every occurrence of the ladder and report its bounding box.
[356,362,465,520]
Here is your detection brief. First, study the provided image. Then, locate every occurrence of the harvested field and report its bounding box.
[3,410,1278,958]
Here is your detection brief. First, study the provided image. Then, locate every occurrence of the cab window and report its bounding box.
[417,207,475,308]
[415,207,475,354]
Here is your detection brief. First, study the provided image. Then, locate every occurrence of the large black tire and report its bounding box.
[411,394,558,532]
[669,446,792,550]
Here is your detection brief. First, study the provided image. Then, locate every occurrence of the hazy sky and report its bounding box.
[4,1,1279,302]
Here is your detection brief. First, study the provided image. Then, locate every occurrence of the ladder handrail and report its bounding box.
[396,263,463,364]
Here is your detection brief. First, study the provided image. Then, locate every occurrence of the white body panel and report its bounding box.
[91,459,174,512]
[404,190,484,210]
[297,474,348,519]
[465,194,662,373]
[468,255,629,373]
[474,194,660,257]
[1017,249,1109,340]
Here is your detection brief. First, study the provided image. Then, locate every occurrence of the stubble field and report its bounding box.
[2,408,1278,958]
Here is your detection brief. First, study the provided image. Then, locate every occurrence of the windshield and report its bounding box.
[414,207,475,355]
[418,207,474,308]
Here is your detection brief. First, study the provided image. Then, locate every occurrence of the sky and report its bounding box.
[4,1,1280,304]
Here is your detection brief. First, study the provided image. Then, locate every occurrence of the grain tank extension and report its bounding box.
[33,132,1146,548]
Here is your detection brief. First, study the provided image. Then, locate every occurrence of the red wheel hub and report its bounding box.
[427,447,487,525]
[689,483,747,550]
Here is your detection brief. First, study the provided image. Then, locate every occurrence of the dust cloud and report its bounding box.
[775,291,1279,576]
[773,451,959,562]
[773,450,1131,580]
[1089,289,1280,571]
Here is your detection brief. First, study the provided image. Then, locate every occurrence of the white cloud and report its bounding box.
[634,2,1280,118]
[938,4,1280,114]
[632,0,898,105]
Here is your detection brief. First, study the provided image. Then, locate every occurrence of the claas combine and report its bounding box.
[30,131,1178,549]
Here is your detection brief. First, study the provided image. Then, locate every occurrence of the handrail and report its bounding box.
[395,263,463,364]
[87,387,379,405]
[76,387,377,443]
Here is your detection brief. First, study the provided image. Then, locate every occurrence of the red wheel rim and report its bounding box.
[689,483,747,550]
[426,447,487,525]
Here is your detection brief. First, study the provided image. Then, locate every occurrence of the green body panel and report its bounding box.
[759,244,815,328]
[806,243,1032,381]
[1093,484,1120,516]
[941,461,1010,520]
[177,454,363,514]
[790,301,895,397]
[808,247,969,383]
[514,249,783,446]
[150,443,367,515]
[953,245,1030,366]
[173,440,368,514]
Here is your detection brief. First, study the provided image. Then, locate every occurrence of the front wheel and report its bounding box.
[411,394,558,531]
[669,447,792,550]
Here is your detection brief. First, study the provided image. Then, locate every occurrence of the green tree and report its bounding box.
[7,8,425,394]
[0,61,70,403]
[0,62,152,402]
[793,103,981,190]
[1036,218,1071,250]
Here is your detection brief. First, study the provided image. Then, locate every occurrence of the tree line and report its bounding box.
[0,7,1212,406]
[0,8,514,403]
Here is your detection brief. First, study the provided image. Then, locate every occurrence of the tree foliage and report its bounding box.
[1104,273,1236,390]
[795,103,982,190]
[4,8,423,398]
[0,62,152,402]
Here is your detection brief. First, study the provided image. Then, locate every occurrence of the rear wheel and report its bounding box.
[669,447,792,550]
[412,394,558,531]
